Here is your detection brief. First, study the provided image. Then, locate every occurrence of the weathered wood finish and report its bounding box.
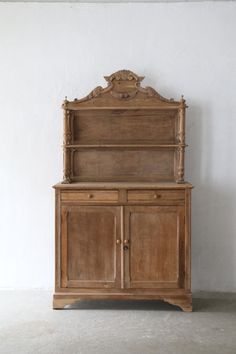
[61,70,187,184]
[53,70,192,311]
[127,190,185,204]
[72,109,178,144]
[125,206,184,289]
[54,185,192,311]
[72,148,175,182]
[61,205,120,289]
[61,190,119,203]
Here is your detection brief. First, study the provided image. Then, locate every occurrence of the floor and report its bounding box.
[0,291,236,354]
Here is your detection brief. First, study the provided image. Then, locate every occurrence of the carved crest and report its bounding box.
[104,69,144,83]
[64,69,183,108]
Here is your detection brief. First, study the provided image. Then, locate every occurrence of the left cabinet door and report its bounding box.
[60,205,121,289]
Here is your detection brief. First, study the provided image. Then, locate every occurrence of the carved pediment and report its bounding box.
[104,70,144,100]
[64,69,183,108]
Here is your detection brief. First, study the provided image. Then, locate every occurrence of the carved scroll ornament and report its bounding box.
[68,69,180,104]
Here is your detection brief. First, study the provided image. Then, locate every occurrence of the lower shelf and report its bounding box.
[53,292,192,312]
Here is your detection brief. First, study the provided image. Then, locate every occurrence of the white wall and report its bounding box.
[0,2,236,291]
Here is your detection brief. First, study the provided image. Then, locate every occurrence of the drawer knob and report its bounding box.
[116,239,121,245]
[153,194,161,199]
[124,239,129,244]
[88,194,93,199]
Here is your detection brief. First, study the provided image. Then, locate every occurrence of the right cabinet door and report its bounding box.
[124,206,185,289]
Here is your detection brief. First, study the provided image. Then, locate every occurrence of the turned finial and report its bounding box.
[62,96,68,109]
[180,94,186,106]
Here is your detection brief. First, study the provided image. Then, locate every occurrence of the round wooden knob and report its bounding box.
[116,239,121,245]
[124,239,129,244]
[153,194,160,199]
[88,194,93,199]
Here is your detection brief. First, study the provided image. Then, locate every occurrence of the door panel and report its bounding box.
[61,206,121,288]
[125,206,184,289]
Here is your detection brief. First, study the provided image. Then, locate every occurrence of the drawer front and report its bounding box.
[127,190,185,204]
[61,190,119,203]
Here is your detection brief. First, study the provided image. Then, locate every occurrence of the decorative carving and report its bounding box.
[175,94,186,183]
[106,70,142,100]
[162,297,192,312]
[180,95,186,106]
[88,86,103,99]
[177,146,185,183]
[104,69,144,84]
[62,96,68,108]
[69,69,180,104]
[176,132,186,144]
[70,148,77,178]
[62,147,71,184]
[63,110,72,145]
[178,96,186,143]
[139,86,176,103]
[110,90,138,100]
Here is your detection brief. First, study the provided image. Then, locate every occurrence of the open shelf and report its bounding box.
[63,144,187,148]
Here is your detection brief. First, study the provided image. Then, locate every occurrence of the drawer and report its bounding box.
[127,190,185,203]
[61,190,119,203]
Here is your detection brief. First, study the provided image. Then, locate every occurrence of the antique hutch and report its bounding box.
[53,70,193,311]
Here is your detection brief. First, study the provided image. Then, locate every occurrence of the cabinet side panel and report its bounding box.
[185,189,191,290]
[55,190,61,290]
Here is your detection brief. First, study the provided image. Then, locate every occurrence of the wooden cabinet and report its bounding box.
[53,70,193,311]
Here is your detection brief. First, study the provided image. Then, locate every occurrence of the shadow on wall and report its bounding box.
[186,102,236,292]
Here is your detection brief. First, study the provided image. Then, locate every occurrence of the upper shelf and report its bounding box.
[61,70,187,184]
[63,144,186,148]
[67,109,180,145]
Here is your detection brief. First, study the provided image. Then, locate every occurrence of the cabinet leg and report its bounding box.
[163,295,192,312]
[179,303,193,312]
[53,296,80,309]
[53,298,66,309]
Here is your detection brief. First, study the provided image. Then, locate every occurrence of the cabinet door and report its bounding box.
[61,206,121,289]
[124,206,185,289]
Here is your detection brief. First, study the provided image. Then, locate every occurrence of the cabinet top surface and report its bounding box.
[53,181,193,190]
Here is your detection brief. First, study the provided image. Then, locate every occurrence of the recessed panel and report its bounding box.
[127,206,181,288]
[72,148,175,181]
[73,109,178,144]
[67,208,117,283]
